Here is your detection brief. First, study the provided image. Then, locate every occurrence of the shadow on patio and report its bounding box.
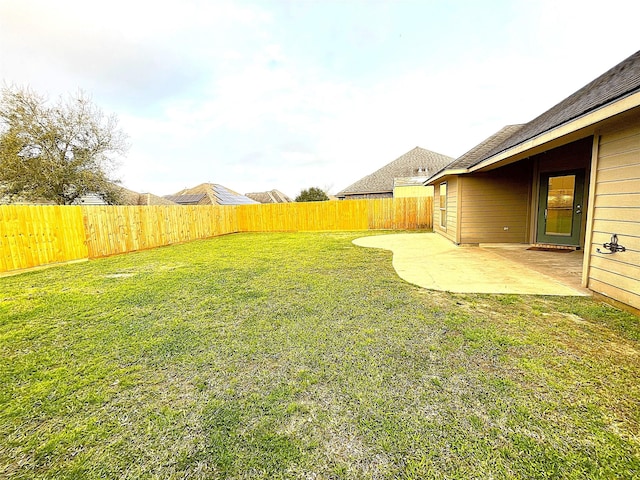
[353,232,589,296]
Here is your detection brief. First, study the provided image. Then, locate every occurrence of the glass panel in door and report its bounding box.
[545,175,575,236]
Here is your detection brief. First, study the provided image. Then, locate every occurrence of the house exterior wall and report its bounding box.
[536,137,593,174]
[393,185,434,198]
[458,161,533,244]
[587,120,640,310]
[433,176,458,243]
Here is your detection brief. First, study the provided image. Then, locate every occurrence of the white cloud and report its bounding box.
[2,0,639,197]
[0,0,271,102]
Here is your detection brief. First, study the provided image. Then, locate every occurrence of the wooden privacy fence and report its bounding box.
[0,205,89,273]
[235,197,432,232]
[0,197,432,273]
[83,205,238,258]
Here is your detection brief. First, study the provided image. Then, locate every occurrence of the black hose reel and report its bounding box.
[596,234,626,255]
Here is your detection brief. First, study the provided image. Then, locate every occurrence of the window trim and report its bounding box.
[439,182,447,230]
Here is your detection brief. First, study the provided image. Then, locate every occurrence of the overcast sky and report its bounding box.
[1,1,638,198]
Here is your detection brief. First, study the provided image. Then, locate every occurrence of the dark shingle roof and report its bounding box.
[474,49,640,167]
[441,125,525,171]
[337,147,453,197]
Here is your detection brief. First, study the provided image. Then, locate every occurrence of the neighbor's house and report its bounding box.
[164,183,259,206]
[74,186,177,206]
[393,176,439,198]
[245,189,293,204]
[425,50,640,310]
[1,184,174,206]
[336,147,453,200]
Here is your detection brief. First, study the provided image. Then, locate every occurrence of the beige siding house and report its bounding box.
[393,177,434,198]
[426,50,640,311]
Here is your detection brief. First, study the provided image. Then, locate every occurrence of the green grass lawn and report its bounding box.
[1,232,639,479]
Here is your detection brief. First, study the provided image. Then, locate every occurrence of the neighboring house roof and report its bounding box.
[168,183,260,205]
[1,196,55,205]
[5,184,174,206]
[430,49,640,182]
[163,193,207,205]
[337,147,453,197]
[117,186,177,206]
[245,190,293,203]
[136,193,177,206]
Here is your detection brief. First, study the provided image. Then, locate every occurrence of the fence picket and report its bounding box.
[0,197,432,273]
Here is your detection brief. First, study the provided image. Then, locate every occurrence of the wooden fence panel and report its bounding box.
[82,205,238,258]
[0,205,88,272]
[418,196,433,229]
[236,199,374,232]
[368,198,392,229]
[1,198,432,273]
[394,196,432,230]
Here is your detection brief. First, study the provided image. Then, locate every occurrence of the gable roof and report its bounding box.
[439,125,525,172]
[245,190,293,203]
[169,183,259,205]
[337,147,453,197]
[430,50,640,182]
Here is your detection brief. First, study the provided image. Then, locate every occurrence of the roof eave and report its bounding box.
[424,169,469,185]
[469,89,640,173]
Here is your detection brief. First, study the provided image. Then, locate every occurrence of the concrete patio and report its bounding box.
[353,232,590,296]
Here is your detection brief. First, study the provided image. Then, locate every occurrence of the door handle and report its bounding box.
[575,204,582,215]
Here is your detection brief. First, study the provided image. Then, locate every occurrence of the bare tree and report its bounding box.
[0,85,129,204]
